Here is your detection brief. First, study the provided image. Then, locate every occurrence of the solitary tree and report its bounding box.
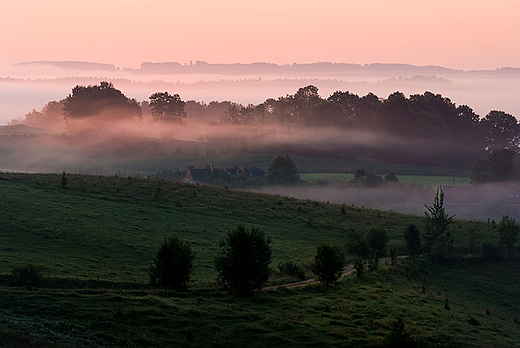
[149,236,195,290]
[265,154,301,185]
[498,215,520,258]
[425,187,454,258]
[312,244,345,286]
[149,92,187,122]
[214,226,272,296]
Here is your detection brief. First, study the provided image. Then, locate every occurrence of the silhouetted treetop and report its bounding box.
[480,110,520,150]
[149,92,187,123]
[64,81,141,119]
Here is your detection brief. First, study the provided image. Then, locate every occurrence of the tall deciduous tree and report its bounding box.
[64,81,141,119]
[149,92,187,123]
[480,110,520,150]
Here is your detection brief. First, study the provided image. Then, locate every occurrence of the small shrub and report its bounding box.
[482,242,502,261]
[466,221,481,254]
[312,244,345,286]
[404,224,421,257]
[382,318,419,348]
[341,204,346,215]
[11,264,45,287]
[498,215,520,258]
[214,225,272,296]
[368,249,379,272]
[389,244,398,266]
[354,259,365,278]
[149,236,196,291]
[368,228,389,257]
[277,261,305,280]
[345,229,369,258]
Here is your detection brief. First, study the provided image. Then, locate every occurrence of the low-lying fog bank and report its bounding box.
[254,184,520,221]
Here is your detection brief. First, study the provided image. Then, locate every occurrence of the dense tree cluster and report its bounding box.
[24,100,66,129]
[64,81,141,119]
[19,83,520,175]
[215,86,519,163]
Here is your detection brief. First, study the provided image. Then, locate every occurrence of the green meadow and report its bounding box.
[0,173,518,347]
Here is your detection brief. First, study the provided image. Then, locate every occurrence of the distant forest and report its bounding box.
[15,82,520,168]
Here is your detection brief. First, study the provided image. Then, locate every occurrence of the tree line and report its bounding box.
[16,82,520,170]
[19,82,520,152]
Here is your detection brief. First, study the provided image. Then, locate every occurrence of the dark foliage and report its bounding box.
[404,224,421,257]
[498,215,520,258]
[149,236,195,290]
[312,244,345,286]
[11,264,45,287]
[384,173,399,182]
[481,243,502,261]
[471,148,517,183]
[149,92,187,122]
[345,229,370,258]
[353,258,365,278]
[368,228,389,257]
[265,154,302,185]
[214,225,272,296]
[368,248,380,272]
[277,261,306,280]
[425,187,454,259]
[64,81,141,119]
[381,318,421,348]
[389,244,398,266]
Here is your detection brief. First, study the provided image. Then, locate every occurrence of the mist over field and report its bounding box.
[256,183,520,221]
[1,63,519,222]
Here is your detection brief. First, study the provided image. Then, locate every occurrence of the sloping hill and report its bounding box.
[0,173,518,347]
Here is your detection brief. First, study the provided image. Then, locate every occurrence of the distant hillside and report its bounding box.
[137,61,461,76]
[14,60,520,77]
[16,61,117,71]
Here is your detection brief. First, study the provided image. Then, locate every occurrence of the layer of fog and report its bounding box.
[2,64,520,125]
[255,184,520,221]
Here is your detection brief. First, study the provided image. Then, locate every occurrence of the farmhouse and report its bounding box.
[181,164,265,184]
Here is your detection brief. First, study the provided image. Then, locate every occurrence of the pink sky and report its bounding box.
[1,0,519,70]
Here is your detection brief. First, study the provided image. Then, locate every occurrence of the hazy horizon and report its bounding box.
[2,60,520,126]
[2,1,520,71]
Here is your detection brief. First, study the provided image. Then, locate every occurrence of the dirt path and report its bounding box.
[263,255,408,291]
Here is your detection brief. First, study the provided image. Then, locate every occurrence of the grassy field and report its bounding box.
[301,173,472,187]
[0,259,518,347]
[0,173,492,283]
[0,173,517,347]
